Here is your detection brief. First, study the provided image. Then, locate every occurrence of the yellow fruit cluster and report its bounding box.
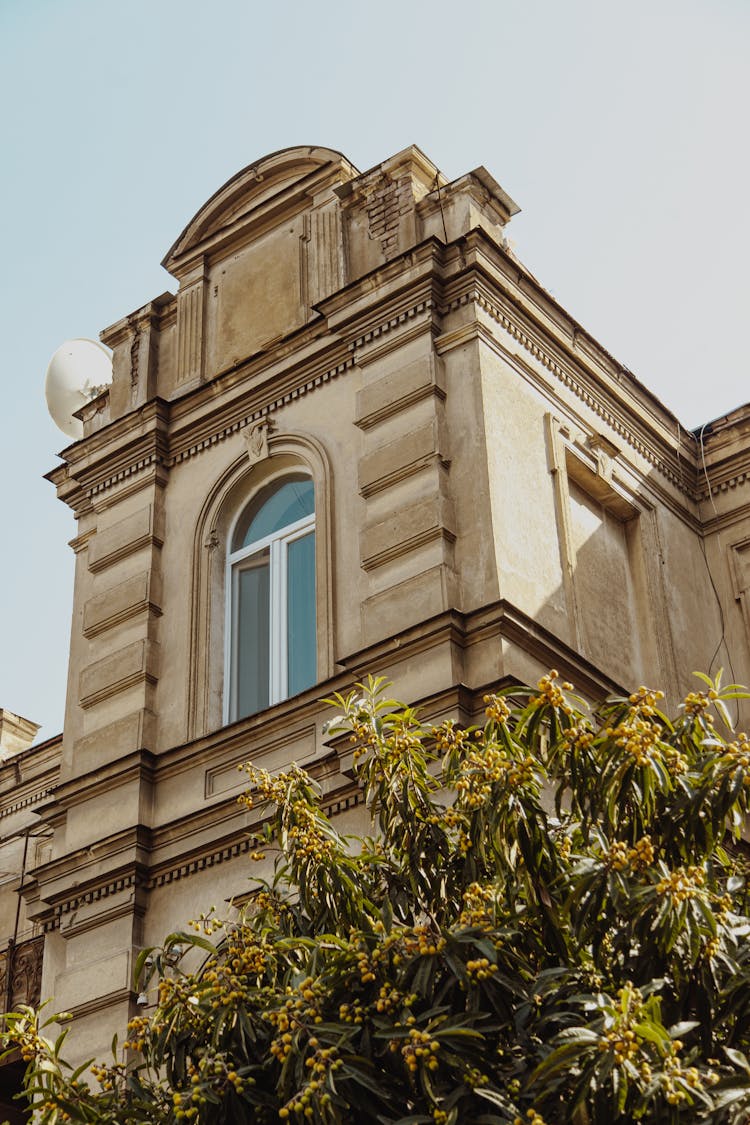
[455,744,535,809]
[596,984,651,1069]
[400,1027,440,1073]
[265,978,323,1060]
[530,670,574,715]
[683,689,717,716]
[435,720,470,752]
[192,938,270,1014]
[513,1110,547,1125]
[189,909,224,936]
[123,1013,149,1052]
[428,805,464,830]
[660,1047,718,1105]
[662,743,689,775]
[720,736,750,783]
[604,688,671,766]
[483,693,511,724]
[606,835,655,873]
[286,802,336,863]
[628,686,665,715]
[375,990,404,1017]
[402,924,446,957]
[279,1046,341,1119]
[656,865,705,905]
[464,1065,489,1089]
[351,717,424,778]
[239,765,290,807]
[250,889,288,926]
[599,1026,641,1065]
[458,881,496,926]
[338,999,366,1025]
[171,1059,250,1119]
[466,957,498,983]
[607,716,661,767]
[713,891,733,923]
[563,724,595,753]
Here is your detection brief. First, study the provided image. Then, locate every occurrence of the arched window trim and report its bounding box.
[188,429,333,740]
[224,476,316,723]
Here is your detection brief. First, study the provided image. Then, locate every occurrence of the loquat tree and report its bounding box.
[6,672,750,1123]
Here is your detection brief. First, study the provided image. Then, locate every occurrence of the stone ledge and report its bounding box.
[79,640,159,710]
[88,503,163,572]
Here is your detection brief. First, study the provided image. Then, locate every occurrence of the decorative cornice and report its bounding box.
[169,354,355,469]
[148,837,252,890]
[55,349,358,508]
[698,467,750,501]
[0,788,53,821]
[43,870,139,931]
[465,288,697,500]
[88,452,165,498]
[348,297,435,354]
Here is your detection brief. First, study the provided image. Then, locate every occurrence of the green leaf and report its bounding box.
[475,1087,514,1108]
[667,1021,699,1038]
[555,1028,600,1045]
[725,1046,750,1072]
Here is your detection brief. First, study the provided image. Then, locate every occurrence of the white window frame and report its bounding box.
[224,494,315,724]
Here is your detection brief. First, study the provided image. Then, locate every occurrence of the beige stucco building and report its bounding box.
[2,143,750,1090]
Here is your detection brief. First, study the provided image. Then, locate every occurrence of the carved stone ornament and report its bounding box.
[129,321,141,388]
[594,448,613,483]
[0,936,44,1013]
[243,419,273,464]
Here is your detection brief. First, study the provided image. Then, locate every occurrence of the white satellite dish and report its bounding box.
[45,339,113,440]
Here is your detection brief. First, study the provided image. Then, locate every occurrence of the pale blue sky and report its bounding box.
[1,0,748,737]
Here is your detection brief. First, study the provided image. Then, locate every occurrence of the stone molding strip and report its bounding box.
[79,638,159,710]
[170,355,355,462]
[65,986,133,1022]
[87,504,163,573]
[82,570,161,639]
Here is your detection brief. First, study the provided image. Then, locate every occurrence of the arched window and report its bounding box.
[226,474,316,721]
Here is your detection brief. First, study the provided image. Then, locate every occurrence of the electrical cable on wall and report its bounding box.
[433,172,448,245]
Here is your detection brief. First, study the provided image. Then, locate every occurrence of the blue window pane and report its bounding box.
[235,547,270,718]
[233,478,314,551]
[287,532,316,697]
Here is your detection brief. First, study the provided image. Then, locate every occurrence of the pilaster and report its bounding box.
[355,330,456,645]
[175,261,208,387]
[100,295,171,424]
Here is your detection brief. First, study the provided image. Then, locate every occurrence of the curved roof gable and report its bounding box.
[162,146,359,277]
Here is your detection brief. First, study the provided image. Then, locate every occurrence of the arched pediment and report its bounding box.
[162,146,359,277]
